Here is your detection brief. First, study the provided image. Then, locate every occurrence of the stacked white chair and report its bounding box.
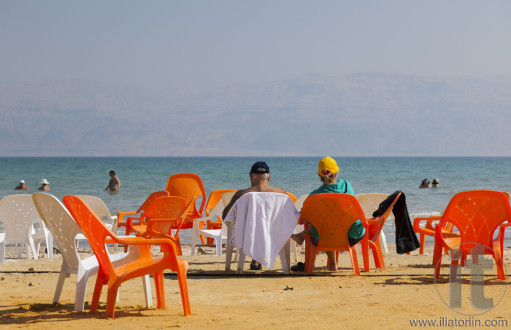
[0,194,53,262]
[191,191,236,256]
[32,193,153,311]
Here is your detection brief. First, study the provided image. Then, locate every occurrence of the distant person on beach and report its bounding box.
[291,156,365,272]
[15,180,28,190]
[222,161,288,270]
[419,179,431,188]
[432,178,439,188]
[38,179,50,191]
[105,170,121,192]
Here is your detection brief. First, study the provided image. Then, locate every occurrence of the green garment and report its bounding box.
[308,179,365,243]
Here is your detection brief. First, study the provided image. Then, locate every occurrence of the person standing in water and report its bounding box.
[38,179,50,191]
[105,170,121,192]
[15,180,28,190]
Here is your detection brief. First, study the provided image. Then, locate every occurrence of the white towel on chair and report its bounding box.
[224,192,299,269]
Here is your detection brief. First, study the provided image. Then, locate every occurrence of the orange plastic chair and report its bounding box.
[202,189,236,245]
[165,173,207,236]
[63,195,191,318]
[286,192,297,203]
[117,190,169,236]
[415,190,511,255]
[362,192,401,271]
[299,193,368,275]
[432,190,511,280]
[129,196,192,256]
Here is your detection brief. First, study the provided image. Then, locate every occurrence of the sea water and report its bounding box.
[1,157,510,245]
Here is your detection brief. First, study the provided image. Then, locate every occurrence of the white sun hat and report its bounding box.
[41,179,50,185]
[20,180,25,183]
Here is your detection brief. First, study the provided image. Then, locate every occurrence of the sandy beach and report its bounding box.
[1,242,510,329]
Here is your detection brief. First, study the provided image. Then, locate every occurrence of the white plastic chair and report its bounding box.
[0,194,53,261]
[191,191,236,256]
[290,194,308,262]
[356,193,393,254]
[32,193,153,311]
[76,195,118,249]
[224,193,298,274]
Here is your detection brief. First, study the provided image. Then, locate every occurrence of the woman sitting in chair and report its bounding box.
[291,156,365,271]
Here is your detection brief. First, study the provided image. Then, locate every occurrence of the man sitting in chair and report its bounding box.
[222,161,288,270]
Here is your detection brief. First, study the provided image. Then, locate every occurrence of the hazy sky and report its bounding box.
[1,0,511,92]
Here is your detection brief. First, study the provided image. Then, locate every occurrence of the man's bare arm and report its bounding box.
[222,190,244,219]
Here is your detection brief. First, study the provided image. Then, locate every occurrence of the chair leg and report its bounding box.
[433,241,443,279]
[142,275,153,308]
[291,240,298,262]
[191,229,197,256]
[47,233,53,258]
[348,245,360,275]
[372,239,385,270]
[215,236,222,256]
[106,282,121,319]
[379,231,389,254]
[0,241,5,262]
[176,260,191,315]
[53,266,68,304]
[237,249,245,274]
[225,243,233,271]
[90,276,105,313]
[305,237,317,274]
[153,271,166,309]
[280,240,290,274]
[75,269,89,312]
[175,233,183,256]
[361,236,370,272]
[419,233,425,254]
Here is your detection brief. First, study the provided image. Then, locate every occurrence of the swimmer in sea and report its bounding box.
[432,178,439,188]
[419,179,431,188]
[38,179,50,191]
[105,169,121,192]
[15,180,28,190]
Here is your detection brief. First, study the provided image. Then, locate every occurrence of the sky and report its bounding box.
[1,0,511,93]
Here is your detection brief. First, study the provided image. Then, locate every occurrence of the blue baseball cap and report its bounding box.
[250,161,270,174]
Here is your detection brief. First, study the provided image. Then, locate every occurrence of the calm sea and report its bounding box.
[1,157,510,244]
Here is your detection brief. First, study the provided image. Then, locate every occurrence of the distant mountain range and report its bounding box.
[1,73,511,156]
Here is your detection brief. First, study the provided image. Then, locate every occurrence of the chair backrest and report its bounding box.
[221,191,237,208]
[205,189,236,216]
[0,194,40,242]
[294,194,309,212]
[299,193,366,251]
[165,173,206,217]
[440,190,511,251]
[143,196,187,235]
[63,195,116,277]
[286,192,297,203]
[356,193,394,220]
[137,191,170,214]
[32,193,82,270]
[76,195,114,223]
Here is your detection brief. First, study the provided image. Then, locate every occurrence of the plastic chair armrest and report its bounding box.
[193,216,209,229]
[106,235,175,246]
[117,211,138,226]
[413,216,442,232]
